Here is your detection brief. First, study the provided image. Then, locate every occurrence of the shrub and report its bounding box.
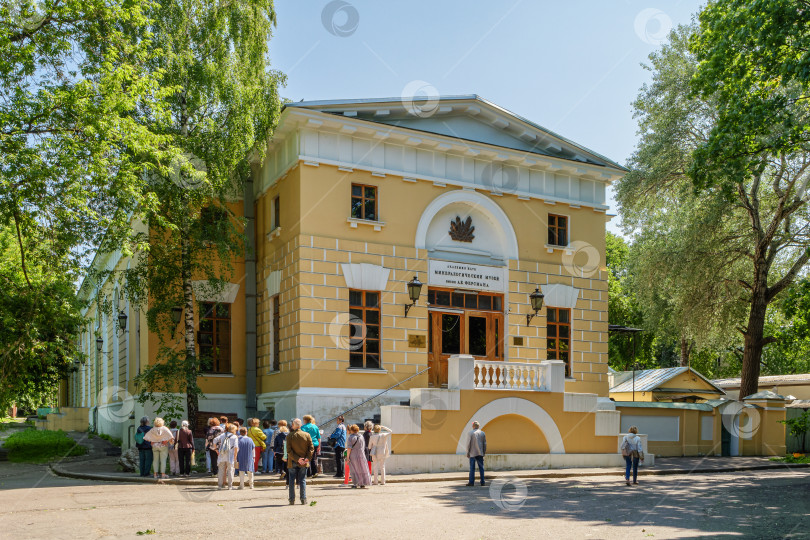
[3,429,87,462]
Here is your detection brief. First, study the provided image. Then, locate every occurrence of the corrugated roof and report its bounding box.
[611,367,689,393]
[610,366,726,395]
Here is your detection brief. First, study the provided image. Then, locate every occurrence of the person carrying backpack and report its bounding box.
[135,416,153,477]
[621,426,645,486]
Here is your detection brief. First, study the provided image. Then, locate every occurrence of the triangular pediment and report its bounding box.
[286,95,625,171]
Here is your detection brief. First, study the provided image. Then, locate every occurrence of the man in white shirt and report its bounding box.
[465,421,487,487]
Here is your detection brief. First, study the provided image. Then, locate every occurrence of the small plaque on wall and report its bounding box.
[408,334,427,348]
[513,336,524,346]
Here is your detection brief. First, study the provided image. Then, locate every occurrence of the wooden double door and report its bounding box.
[427,289,504,388]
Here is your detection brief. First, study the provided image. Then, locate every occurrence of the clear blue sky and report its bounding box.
[269,0,704,234]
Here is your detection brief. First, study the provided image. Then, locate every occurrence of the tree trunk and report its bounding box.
[740,278,768,400]
[181,235,199,430]
[679,336,692,367]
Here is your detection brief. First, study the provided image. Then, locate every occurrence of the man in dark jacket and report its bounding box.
[286,418,314,505]
[135,416,153,477]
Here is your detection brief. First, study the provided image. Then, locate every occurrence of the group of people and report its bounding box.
[133,413,395,494]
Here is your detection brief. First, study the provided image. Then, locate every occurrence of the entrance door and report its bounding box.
[429,311,463,389]
[427,289,504,387]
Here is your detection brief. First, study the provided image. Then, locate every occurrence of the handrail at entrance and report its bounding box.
[320,366,430,429]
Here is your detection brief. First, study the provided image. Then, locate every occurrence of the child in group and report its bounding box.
[214,423,239,490]
[236,426,256,489]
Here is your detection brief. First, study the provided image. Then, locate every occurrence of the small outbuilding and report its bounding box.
[609,366,726,402]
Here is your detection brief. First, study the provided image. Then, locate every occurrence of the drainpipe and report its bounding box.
[244,168,258,419]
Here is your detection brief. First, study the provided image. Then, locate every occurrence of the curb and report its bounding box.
[49,461,810,486]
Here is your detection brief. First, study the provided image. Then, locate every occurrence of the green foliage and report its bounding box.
[120,0,284,424]
[0,227,85,412]
[3,429,87,462]
[619,17,810,396]
[781,410,810,453]
[690,0,810,190]
[0,0,177,409]
[606,232,656,370]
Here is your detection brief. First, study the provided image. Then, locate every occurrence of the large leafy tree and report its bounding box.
[618,23,810,399]
[0,0,172,407]
[120,0,284,426]
[689,0,810,398]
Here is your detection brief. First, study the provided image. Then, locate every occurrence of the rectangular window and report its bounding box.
[272,295,280,372]
[547,307,571,377]
[350,184,377,221]
[198,302,231,373]
[272,196,280,230]
[348,290,381,369]
[548,214,568,246]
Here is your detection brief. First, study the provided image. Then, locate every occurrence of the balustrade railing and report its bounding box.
[474,360,549,391]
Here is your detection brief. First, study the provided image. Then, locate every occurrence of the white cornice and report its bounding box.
[271,108,623,183]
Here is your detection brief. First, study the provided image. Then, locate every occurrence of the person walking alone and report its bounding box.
[621,426,644,486]
[176,420,195,476]
[286,418,314,505]
[465,421,486,487]
[329,416,347,478]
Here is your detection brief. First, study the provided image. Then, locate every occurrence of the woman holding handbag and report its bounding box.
[620,426,644,486]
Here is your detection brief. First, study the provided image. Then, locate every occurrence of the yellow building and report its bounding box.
[57,96,788,467]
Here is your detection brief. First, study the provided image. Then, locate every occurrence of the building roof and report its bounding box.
[285,95,627,172]
[743,390,788,401]
[612,401,715,411]
[712,373,810,388]
[610,366,726,395]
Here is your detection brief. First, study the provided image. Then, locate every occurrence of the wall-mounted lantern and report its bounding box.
[404,275,423,317]
[118,310,128,332]
[95,337,103,352]
[526,287,545,326]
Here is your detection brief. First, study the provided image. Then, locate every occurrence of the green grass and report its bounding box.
[770,454,810,464]
[3,429,87,462]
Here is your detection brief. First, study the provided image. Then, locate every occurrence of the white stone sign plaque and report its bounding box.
[428,260,506,292]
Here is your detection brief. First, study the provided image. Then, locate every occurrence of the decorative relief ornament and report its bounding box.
[449,215,475,242]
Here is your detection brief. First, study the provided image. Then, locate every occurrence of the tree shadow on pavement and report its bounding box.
[430,472,810,539]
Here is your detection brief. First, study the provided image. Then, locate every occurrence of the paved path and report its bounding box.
[1,460,808,539]
[51,451,810,486]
